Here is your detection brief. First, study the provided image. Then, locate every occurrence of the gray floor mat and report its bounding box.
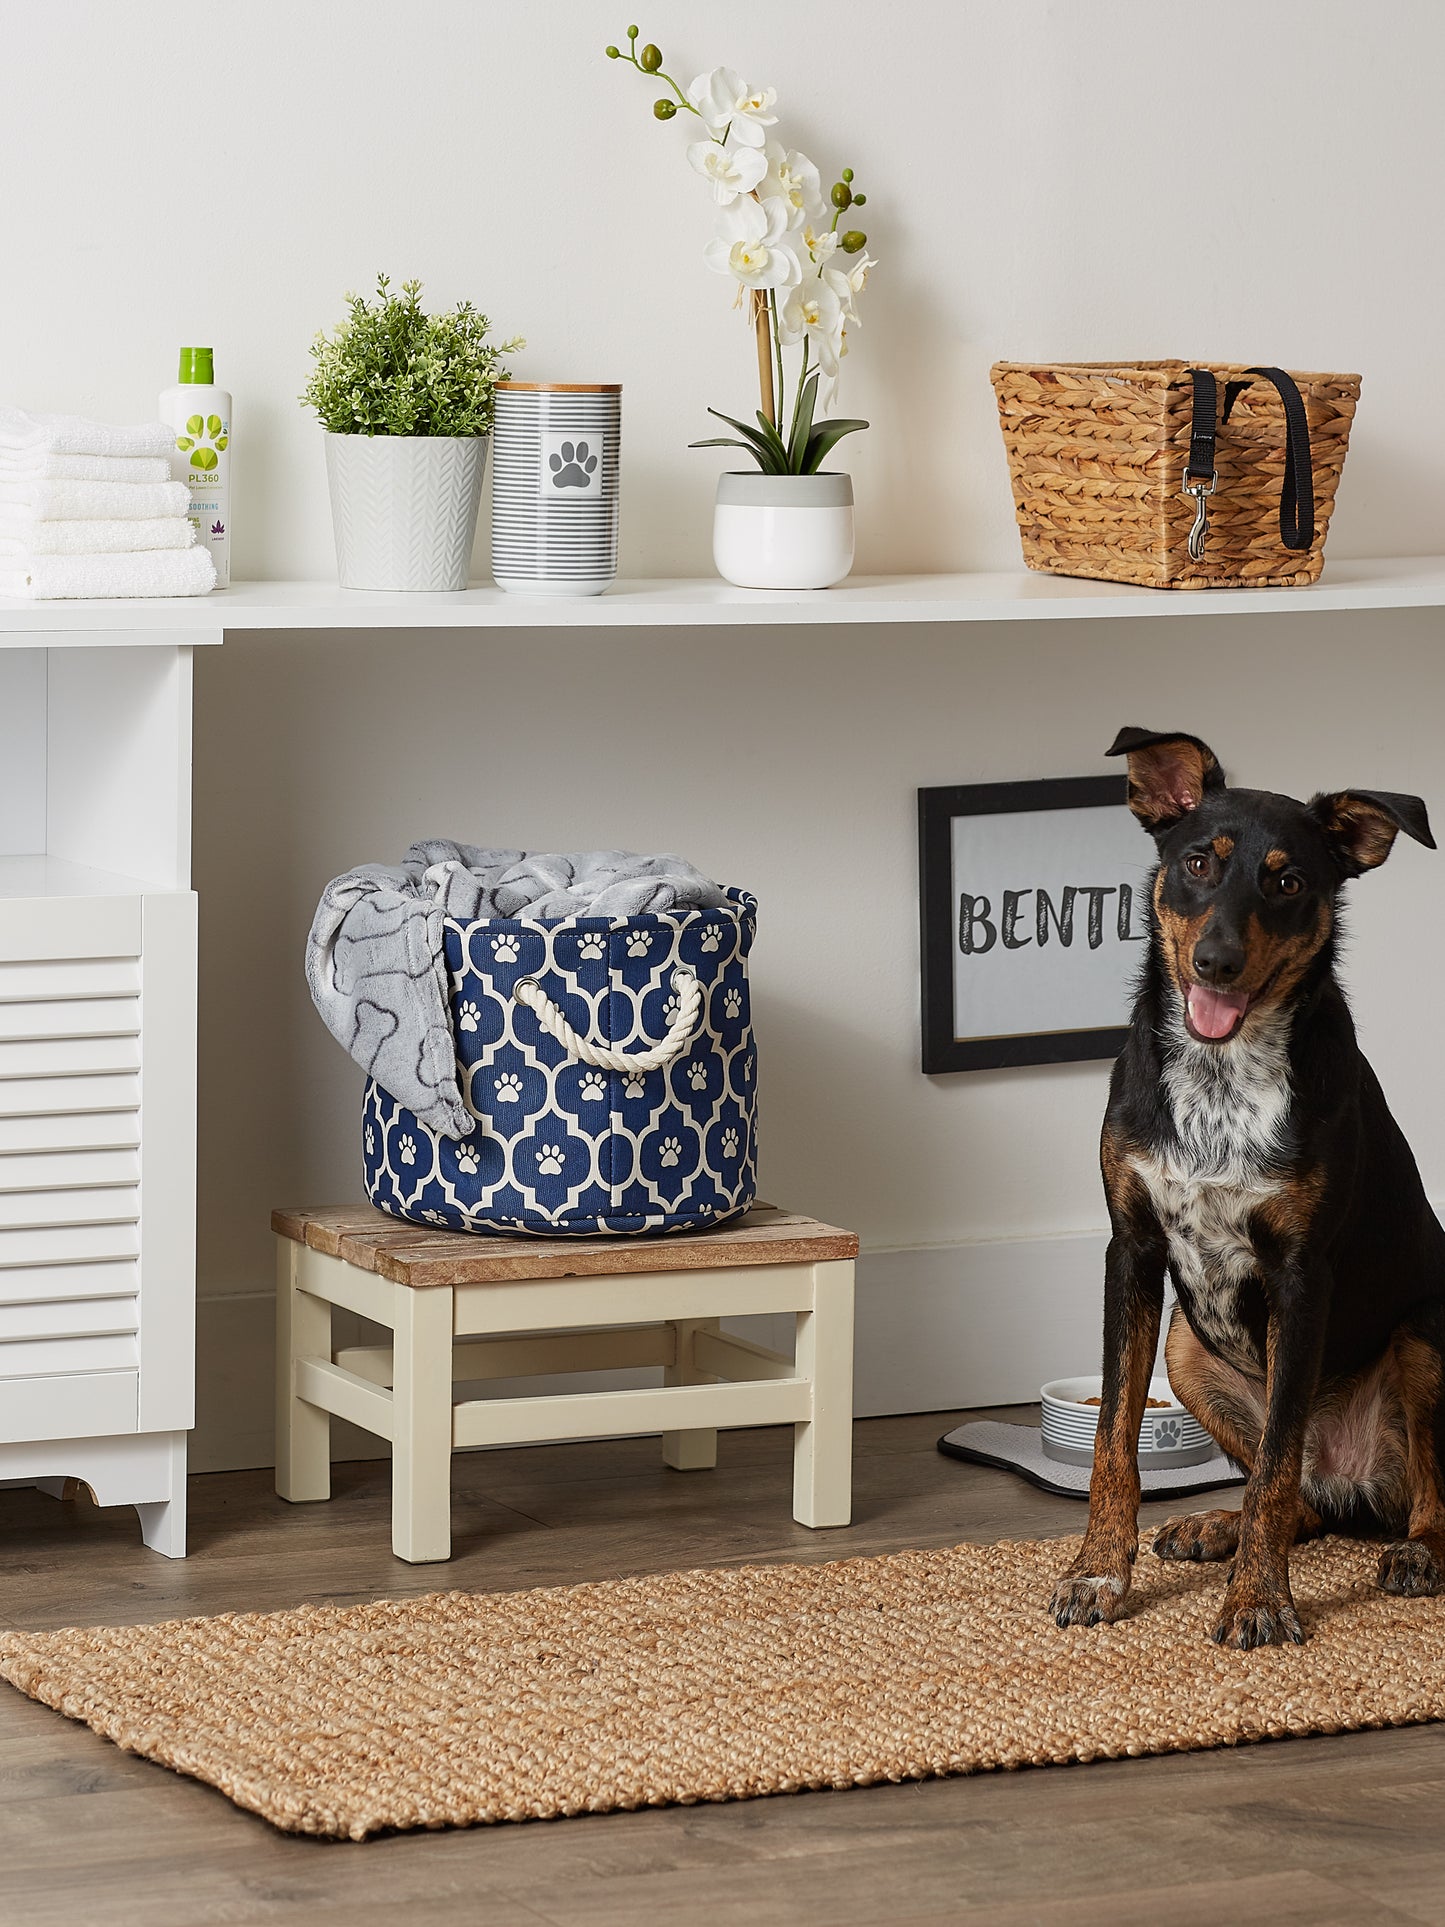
[938,1419,1248,1503]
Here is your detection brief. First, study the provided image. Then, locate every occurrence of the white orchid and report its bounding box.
[703,195,801,291]
[687,138,767,204]
[759,143,825,228]
[686,67,778,147]
[779,277,845,375]
[609,29,876,472]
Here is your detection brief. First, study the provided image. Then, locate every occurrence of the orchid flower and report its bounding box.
[686,66,778,147]
[703,196,802,292]
[687,139,767,205]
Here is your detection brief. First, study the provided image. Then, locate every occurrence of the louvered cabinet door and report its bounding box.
[0,893,196,1446]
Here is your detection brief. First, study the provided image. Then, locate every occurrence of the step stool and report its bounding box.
[273,1203,858,1563]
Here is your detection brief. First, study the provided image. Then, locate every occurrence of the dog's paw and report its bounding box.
[1050,1571,1125,1629]
[1211,1590,1304,1649]
[1153,1509,1241,1563]
[1377,1538,1445,1597]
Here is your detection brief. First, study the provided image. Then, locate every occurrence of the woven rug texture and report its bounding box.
[2,1534,1441,1839]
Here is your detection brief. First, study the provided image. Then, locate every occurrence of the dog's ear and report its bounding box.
[1105,726,1225,836]
[1309,789,1437,877]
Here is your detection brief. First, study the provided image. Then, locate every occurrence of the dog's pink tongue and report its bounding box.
[1187,983,1249,1039]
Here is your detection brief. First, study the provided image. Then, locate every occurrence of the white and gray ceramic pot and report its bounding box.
[713,471,855,590]
[324,433,487,591]
[491,382,622,596]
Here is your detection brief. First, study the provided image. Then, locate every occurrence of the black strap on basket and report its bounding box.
[1183,365,1316,561]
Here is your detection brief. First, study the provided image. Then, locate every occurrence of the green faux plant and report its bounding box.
[301,275,524,437]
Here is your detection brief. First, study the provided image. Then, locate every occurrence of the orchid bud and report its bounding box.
[831,181,852,209]
[640,42,663,70]
[841,168,854,182]
[653,97,677,118]
[840,230,867,253]
[852,193,867,206]
[627,24,638,36]
[605,43,620,56]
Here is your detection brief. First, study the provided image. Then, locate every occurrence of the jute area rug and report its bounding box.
[3,1534,1442,1840]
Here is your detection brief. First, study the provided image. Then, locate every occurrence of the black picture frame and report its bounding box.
[918,773,1135,1074]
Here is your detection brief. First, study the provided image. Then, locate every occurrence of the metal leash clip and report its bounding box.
[1183,470,1217,561]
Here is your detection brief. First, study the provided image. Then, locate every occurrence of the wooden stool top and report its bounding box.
[272,1202,859,1289]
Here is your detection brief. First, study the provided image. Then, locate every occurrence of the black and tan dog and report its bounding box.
[1051,725,1445,1649]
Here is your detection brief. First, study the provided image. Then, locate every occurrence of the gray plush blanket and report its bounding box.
[307,841,729,1139]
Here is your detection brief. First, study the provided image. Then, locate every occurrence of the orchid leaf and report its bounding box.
[754,410,791,466]
[787,369,820,473]
[705,406,777,462]
[802,417,869,473]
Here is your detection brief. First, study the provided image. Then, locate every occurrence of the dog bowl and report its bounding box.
[1039,1375,1215,1469]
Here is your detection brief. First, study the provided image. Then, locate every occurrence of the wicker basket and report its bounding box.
[991,360,1360,589]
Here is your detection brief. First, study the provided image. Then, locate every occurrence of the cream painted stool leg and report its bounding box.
[792,1259,855,1528]
[391,1283,456,1563]
[662,1315,720,1471]
[275,1239,333,1503]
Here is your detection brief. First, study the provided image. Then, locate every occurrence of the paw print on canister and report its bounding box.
[491,934,521,964]
[457,1000,481,1033]
[549,440,598,489]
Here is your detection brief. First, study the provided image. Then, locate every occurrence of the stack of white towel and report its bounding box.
[0,409,216,600]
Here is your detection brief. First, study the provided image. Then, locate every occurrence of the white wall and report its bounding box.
[4,2,1445,1468]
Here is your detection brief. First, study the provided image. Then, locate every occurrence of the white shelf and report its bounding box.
[0,857,159,901]
[1,555,1444,637]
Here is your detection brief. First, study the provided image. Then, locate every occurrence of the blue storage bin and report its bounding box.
[363,889,757,1236]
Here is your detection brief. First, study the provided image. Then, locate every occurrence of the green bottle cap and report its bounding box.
[178,347,214,384]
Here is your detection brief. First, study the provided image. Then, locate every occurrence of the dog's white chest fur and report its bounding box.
[1129,1010,1293,1368]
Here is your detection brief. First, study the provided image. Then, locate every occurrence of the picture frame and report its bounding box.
[918,774,1152,1073]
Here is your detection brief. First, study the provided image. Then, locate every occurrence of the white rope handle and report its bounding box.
[511,967,703,1073]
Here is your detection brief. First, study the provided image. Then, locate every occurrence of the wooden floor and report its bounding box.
[3,1410,1444,1927]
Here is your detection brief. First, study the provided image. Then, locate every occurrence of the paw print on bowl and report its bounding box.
[456,1147,479,1175]
[399,1134,417,1167]
[723,988,742,1019]
[490,934,521,964]
[699,927,721,953]
[457,999,482,1033]
[536,1142,565,1176]
[549,440,598,489]
[578,934,606,960]
[626,932,652,958]
[494,1072,523,1103]
[721,1125,739,1159]
[658,1136,682,1168]
[687,1059,708,1091]
[579,1071,607,1102]
[1153,1417,1182,1449]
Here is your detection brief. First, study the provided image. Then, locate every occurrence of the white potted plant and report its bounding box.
[607,28,877,589]
[302,275,523,592]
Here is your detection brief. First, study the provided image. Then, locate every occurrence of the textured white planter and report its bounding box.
[324,433,487,592]
[713,471,855,590]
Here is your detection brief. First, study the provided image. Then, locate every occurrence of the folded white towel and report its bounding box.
[0,477,189,521]
[0,516,196,557]
[0,408,174,460]
[0,452,171,484]
[0,547,217,601]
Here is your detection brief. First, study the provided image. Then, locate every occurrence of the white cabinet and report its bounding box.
[0,636,209,1556]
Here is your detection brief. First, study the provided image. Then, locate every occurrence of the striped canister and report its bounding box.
[490,382,621,595]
